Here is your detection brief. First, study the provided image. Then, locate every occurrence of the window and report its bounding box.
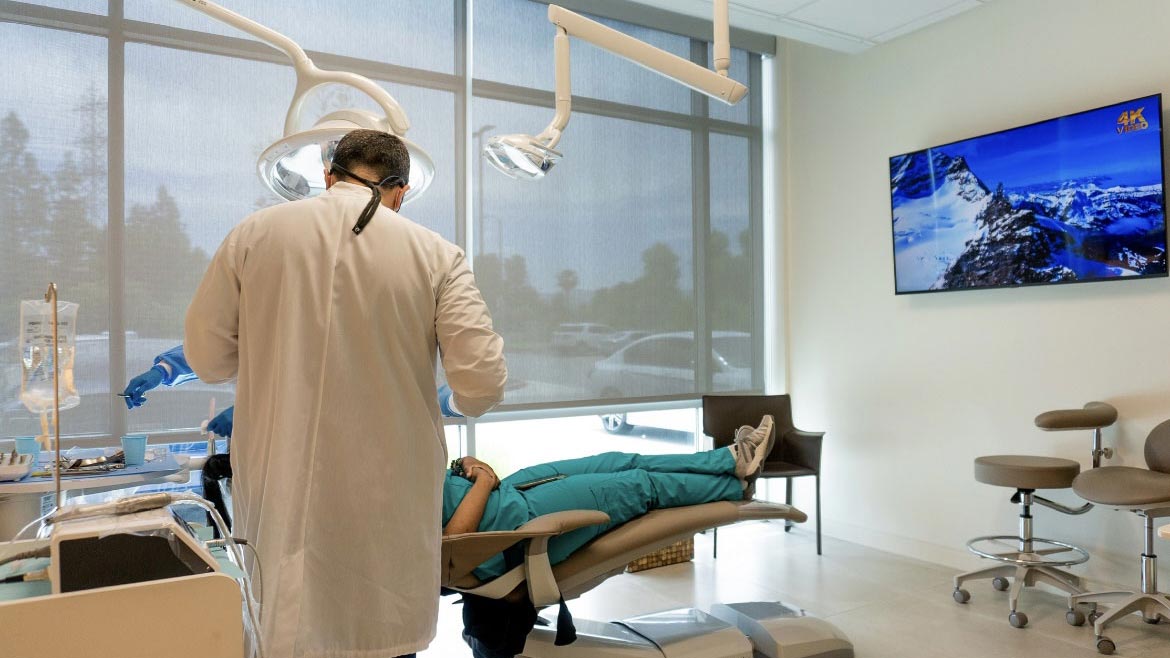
[0,23,108,438]
[709,132,757,390]
[24,1,104,13]
[0,0,763,446]
[125,0,456,74]
[123,44,293,432]
[473,408,699,478]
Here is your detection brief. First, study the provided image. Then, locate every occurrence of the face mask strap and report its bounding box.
[331,163,407,235]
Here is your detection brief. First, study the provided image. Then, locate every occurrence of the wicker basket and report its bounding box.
[626,537,695,572]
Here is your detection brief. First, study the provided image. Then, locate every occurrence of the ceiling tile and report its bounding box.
[789,0,971,40]
[730,0,818,17]
[620,0,988,53]
[870,0,983,42]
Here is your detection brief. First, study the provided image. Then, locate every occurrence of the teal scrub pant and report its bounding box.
[500,449,742,569]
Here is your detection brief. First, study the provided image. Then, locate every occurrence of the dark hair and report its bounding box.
[330,129,410,186]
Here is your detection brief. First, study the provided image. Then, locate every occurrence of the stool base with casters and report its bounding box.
[953,455,1091,628]
[1066,510,1170,655]
[954,532,1089,628]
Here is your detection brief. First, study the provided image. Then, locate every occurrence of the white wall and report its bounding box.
[782,0,1170,586]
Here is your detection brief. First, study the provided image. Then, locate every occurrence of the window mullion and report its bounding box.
[749,52,765,392]
[690,38,711,395]
[107,0,127,442]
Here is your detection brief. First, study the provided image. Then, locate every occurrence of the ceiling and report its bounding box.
[627,0,993,54]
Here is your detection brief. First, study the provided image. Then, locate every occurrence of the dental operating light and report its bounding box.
[176,0,434,204]
[484,0,748,181]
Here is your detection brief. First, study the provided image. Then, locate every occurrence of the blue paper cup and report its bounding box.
[14,436,39,458]
[121,434,148,466]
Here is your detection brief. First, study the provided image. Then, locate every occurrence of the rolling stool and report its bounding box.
[1065,418,1170,655]
[953,402,1118,628]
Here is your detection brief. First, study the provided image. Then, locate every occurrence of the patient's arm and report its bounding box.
[444,466,499,536]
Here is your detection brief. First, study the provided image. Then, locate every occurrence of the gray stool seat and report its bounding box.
[1073,466,1170,506]
[974,455,1081,490]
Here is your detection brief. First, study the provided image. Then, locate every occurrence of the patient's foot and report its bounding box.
[732,442,758,481]
[735,416,774,498]
[738,415,775,461]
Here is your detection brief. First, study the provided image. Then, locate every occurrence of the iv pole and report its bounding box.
[45,283,62,509]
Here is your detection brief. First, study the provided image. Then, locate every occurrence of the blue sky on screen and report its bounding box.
[936,95,1164,189]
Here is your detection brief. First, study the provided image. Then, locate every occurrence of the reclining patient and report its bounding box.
[444,415,775,657]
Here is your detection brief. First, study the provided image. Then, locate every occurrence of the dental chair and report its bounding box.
[441,500,854,658]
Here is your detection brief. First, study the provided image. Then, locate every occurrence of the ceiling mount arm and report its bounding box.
[175,0,411,137]
[713,0,731,76]
[535,27,572,149]
[546,4,747,105]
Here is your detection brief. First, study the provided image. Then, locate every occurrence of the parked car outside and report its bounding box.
[599,408,696,437]
[550,322,615,354]
[590,331,751,406]
[599,330,650,354]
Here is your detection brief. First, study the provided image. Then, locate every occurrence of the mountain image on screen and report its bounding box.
[889,95,1167,294]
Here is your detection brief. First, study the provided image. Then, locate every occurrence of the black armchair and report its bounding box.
[702,394,824,555]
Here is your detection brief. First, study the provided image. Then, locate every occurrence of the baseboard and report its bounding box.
[816,516,1142,592]
[816,516,984,572]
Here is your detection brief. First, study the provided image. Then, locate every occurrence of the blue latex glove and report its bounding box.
[122,365,166,409]
[207,406,234,438]
[438,384,463,418]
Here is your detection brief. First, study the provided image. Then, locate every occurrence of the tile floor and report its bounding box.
[420,521,1170,657]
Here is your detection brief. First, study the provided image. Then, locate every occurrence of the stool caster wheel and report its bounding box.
[1096,636,1115,655]
[992,577,1010,592]
[1009,611,1028,628]
[1067,609,1086,626]
[953,588,970,604]
[1143,615,1162,625]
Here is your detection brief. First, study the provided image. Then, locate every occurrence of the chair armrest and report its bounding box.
[516,509,611,538]
[441,510,610,587]
[780,428,824,471]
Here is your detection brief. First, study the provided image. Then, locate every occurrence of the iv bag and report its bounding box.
[19,300,80,413]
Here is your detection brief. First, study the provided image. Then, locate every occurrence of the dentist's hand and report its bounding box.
[122,365,166,409]
[207,406,234,437]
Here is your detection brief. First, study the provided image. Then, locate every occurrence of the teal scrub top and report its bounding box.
[442,471,531,579]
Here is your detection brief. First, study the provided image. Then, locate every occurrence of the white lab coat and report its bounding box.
[184,182,507,658]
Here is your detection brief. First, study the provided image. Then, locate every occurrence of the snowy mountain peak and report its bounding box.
[891,150,989,203]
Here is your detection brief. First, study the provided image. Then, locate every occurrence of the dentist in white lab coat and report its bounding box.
[185,129,507,658]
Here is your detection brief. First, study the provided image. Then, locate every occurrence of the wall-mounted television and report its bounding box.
[889,94,1166,294]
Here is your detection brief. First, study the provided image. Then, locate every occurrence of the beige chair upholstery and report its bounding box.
[1066,419,1170,654]
[974,455,1081,490]
[1035,401,1118,470]
[1035,402,1119,431]
[442,500,807,606]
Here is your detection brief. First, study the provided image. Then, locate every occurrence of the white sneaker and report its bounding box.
[733,443,758,481]
[735,415,775,481]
